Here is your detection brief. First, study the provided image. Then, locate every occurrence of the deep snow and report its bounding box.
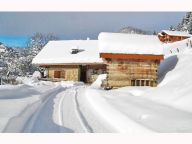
[1,37,192,133]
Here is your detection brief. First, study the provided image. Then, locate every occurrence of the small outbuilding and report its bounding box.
[32,40,106,83]
[98,32,164,89]
[158,30,191,43]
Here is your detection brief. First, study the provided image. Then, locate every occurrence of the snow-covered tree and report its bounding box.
[176,12,192,34]
[22,33,59,75]
[27,33,58,56]
[0,33,59,77]
[169,25,175,31]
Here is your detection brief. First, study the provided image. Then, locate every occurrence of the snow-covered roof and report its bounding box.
[161,30,192,37]
[32,40,103,65]
[98,32,163,55]
[158,33,163,36]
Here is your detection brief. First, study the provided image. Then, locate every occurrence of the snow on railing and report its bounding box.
[164,38,192,56]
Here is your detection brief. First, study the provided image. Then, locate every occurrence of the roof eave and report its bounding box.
[100,53,164,60]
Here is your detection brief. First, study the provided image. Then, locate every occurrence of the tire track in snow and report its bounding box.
[57,90,66,126]
[3,86,63,133]
[74,87,93,133]
[22,86,73,133]
[26,86,72,133]
[53,85,92,132]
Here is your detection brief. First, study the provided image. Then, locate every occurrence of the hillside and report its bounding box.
[141,37,192,111]
[119,26,152,35]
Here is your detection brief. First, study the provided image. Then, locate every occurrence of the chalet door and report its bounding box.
[54,71,61,78]
[80,65,87,82]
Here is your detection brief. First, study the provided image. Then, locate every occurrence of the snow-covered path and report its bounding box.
[2,84,88,133]
[53,86,93,133]
[2,82,192,133]
[2,85,64,132]
[23,86,74,133]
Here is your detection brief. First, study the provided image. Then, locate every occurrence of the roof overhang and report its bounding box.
[33,62,104,67]
[100,53,164,60]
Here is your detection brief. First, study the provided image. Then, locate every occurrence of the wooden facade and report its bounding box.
[41,64,106,83]
[158,32,190,43]
[100,53,163,89]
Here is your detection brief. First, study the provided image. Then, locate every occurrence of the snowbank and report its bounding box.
[90,74,106,89]
[16,76,39,86]
[0,85,41,132]
[141,51,192,112]
[32,71,41,78]
[163,37,192,55]
[60,81,84,88]
[79,87,153,133]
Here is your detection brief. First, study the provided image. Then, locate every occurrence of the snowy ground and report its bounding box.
[1,38,192,133]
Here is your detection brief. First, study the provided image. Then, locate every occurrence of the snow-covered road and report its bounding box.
[1,81,192,133]
[53,86,93,132]
[2,85,66,132]
[2,84,89,133]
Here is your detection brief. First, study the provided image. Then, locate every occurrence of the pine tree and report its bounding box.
[176,12,192,33]
[169,25,175,31]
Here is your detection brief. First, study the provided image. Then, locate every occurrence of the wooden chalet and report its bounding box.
[32,40,106,83]
[158,30,191,43]
[98,32,164,89]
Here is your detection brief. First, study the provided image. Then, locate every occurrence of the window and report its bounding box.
[131,80,135,86]
[146,81,149,86]
[136,80,140,86]
[150,81,154,87]
[131,80,155,86]
[54,71,61,78]
[141,80,145,86]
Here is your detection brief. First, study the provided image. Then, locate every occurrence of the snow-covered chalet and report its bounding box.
[158,30,191,43]
[99,32,164,89]
[32,40,106,83]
